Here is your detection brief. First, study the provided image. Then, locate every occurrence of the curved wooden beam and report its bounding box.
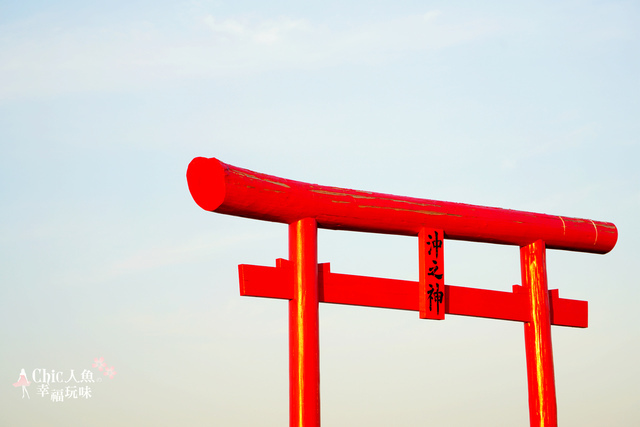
[187,157,617,254]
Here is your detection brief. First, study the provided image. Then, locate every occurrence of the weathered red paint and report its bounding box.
[521,241,557,426]
[288,219,320,427]
[239,261,588,328]
[188,156,614,427]
[187,157,617,253]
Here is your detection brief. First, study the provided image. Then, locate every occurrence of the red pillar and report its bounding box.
[289,218,320,427]
[521,240,557,427]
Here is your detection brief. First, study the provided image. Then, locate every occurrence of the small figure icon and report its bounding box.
[13,368,31,399]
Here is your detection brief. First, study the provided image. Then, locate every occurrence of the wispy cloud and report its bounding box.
[202,15,312,45]
[0,11,497,100]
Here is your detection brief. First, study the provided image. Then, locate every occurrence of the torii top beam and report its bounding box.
[187,157,617,254]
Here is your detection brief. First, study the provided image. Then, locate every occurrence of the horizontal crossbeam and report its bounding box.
[238,260,587,328]
[187,157,617,253]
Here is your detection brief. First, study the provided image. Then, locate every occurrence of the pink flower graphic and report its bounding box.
[104,366,117,379]
[92,357,106,371]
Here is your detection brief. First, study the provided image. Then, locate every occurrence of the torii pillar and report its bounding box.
[289,218,320,427]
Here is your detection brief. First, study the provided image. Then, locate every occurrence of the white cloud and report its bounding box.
[0,11,497,100]
[203,16,247,37]
[202,15,311,45]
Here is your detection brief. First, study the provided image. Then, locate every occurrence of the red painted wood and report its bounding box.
[239,259,292,299]
[187,157,617,254]
[288,219,320,427]
[521,241,557,427]
[419,228,445,319]
[446,285,528,323]
[548,289,588,328]
[319,263,417,311]
[238,262,587,328]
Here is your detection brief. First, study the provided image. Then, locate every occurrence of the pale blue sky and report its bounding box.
[1,1,639,425]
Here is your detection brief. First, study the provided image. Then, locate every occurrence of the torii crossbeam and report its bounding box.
[187,157,617,427]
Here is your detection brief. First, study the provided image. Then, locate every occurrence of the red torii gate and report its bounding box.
[186,157,617,427]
